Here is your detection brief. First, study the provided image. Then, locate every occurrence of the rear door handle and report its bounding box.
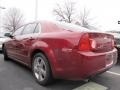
[23,37,34,41]
[29,37,34,40]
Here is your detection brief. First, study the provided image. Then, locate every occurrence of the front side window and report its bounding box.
[12,26,24,36]
[22,23,37,35]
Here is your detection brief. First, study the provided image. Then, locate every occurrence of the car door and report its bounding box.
[6,26,25,59]
[14,23,39,63]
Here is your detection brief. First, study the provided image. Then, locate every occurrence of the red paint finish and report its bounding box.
[4,21,117,80]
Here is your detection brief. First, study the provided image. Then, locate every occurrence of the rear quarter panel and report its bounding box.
[29,31,84,78]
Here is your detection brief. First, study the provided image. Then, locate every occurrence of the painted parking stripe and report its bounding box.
[73,82,108,90]
[116,44,120,48]
[107,71,120,76]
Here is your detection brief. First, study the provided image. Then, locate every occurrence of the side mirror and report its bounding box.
[4,33,13,38]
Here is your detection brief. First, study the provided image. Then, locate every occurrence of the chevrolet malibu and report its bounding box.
[3,21,117,85]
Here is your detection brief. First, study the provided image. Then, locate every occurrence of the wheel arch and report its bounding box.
[30,47,59,78]
[2,44,5,52]
[30,49,49,67]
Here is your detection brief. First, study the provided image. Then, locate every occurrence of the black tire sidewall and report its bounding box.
[3,46,9,61]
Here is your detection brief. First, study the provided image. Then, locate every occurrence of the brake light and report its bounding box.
[79,33,91,51]
[79,33,97,51]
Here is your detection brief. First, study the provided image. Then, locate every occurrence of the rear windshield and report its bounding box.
[55,21,91,32]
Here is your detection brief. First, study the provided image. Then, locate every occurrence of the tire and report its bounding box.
[32,53,53,85]
[3,46,9,61]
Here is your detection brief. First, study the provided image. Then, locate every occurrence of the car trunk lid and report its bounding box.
[89,32,114,52]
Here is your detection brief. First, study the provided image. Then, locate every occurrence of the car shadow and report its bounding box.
[0,50,3,54]
[46,80,86,90]
[116,57,120,64]
[4,58,86,90]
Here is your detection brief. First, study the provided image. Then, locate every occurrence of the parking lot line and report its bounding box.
[73,82,108,90]
[107,71,120,76]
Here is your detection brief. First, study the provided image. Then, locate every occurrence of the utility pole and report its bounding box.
[35,0,38,20]
[0,6,6,32]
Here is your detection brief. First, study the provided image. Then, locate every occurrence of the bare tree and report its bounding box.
[53,1,75,23]
[3,8,24,32]
[53,1,99,29]
[75,8,98,29]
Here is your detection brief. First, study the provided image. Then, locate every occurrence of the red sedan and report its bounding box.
[3,21,117,85]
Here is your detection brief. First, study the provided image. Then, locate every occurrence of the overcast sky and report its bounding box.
[1,0,120,31]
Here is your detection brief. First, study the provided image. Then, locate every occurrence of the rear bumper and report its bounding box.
[78,48,117,79]
[55,48,117,80]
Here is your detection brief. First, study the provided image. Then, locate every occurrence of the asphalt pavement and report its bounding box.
[0,53,120,90]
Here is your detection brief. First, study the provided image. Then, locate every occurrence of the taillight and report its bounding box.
[79,33,91,51]
[79,33,97,51]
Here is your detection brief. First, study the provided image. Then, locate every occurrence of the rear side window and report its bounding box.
[22,23,37,35]
[12,26,24,36]
[34,23,40,33]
